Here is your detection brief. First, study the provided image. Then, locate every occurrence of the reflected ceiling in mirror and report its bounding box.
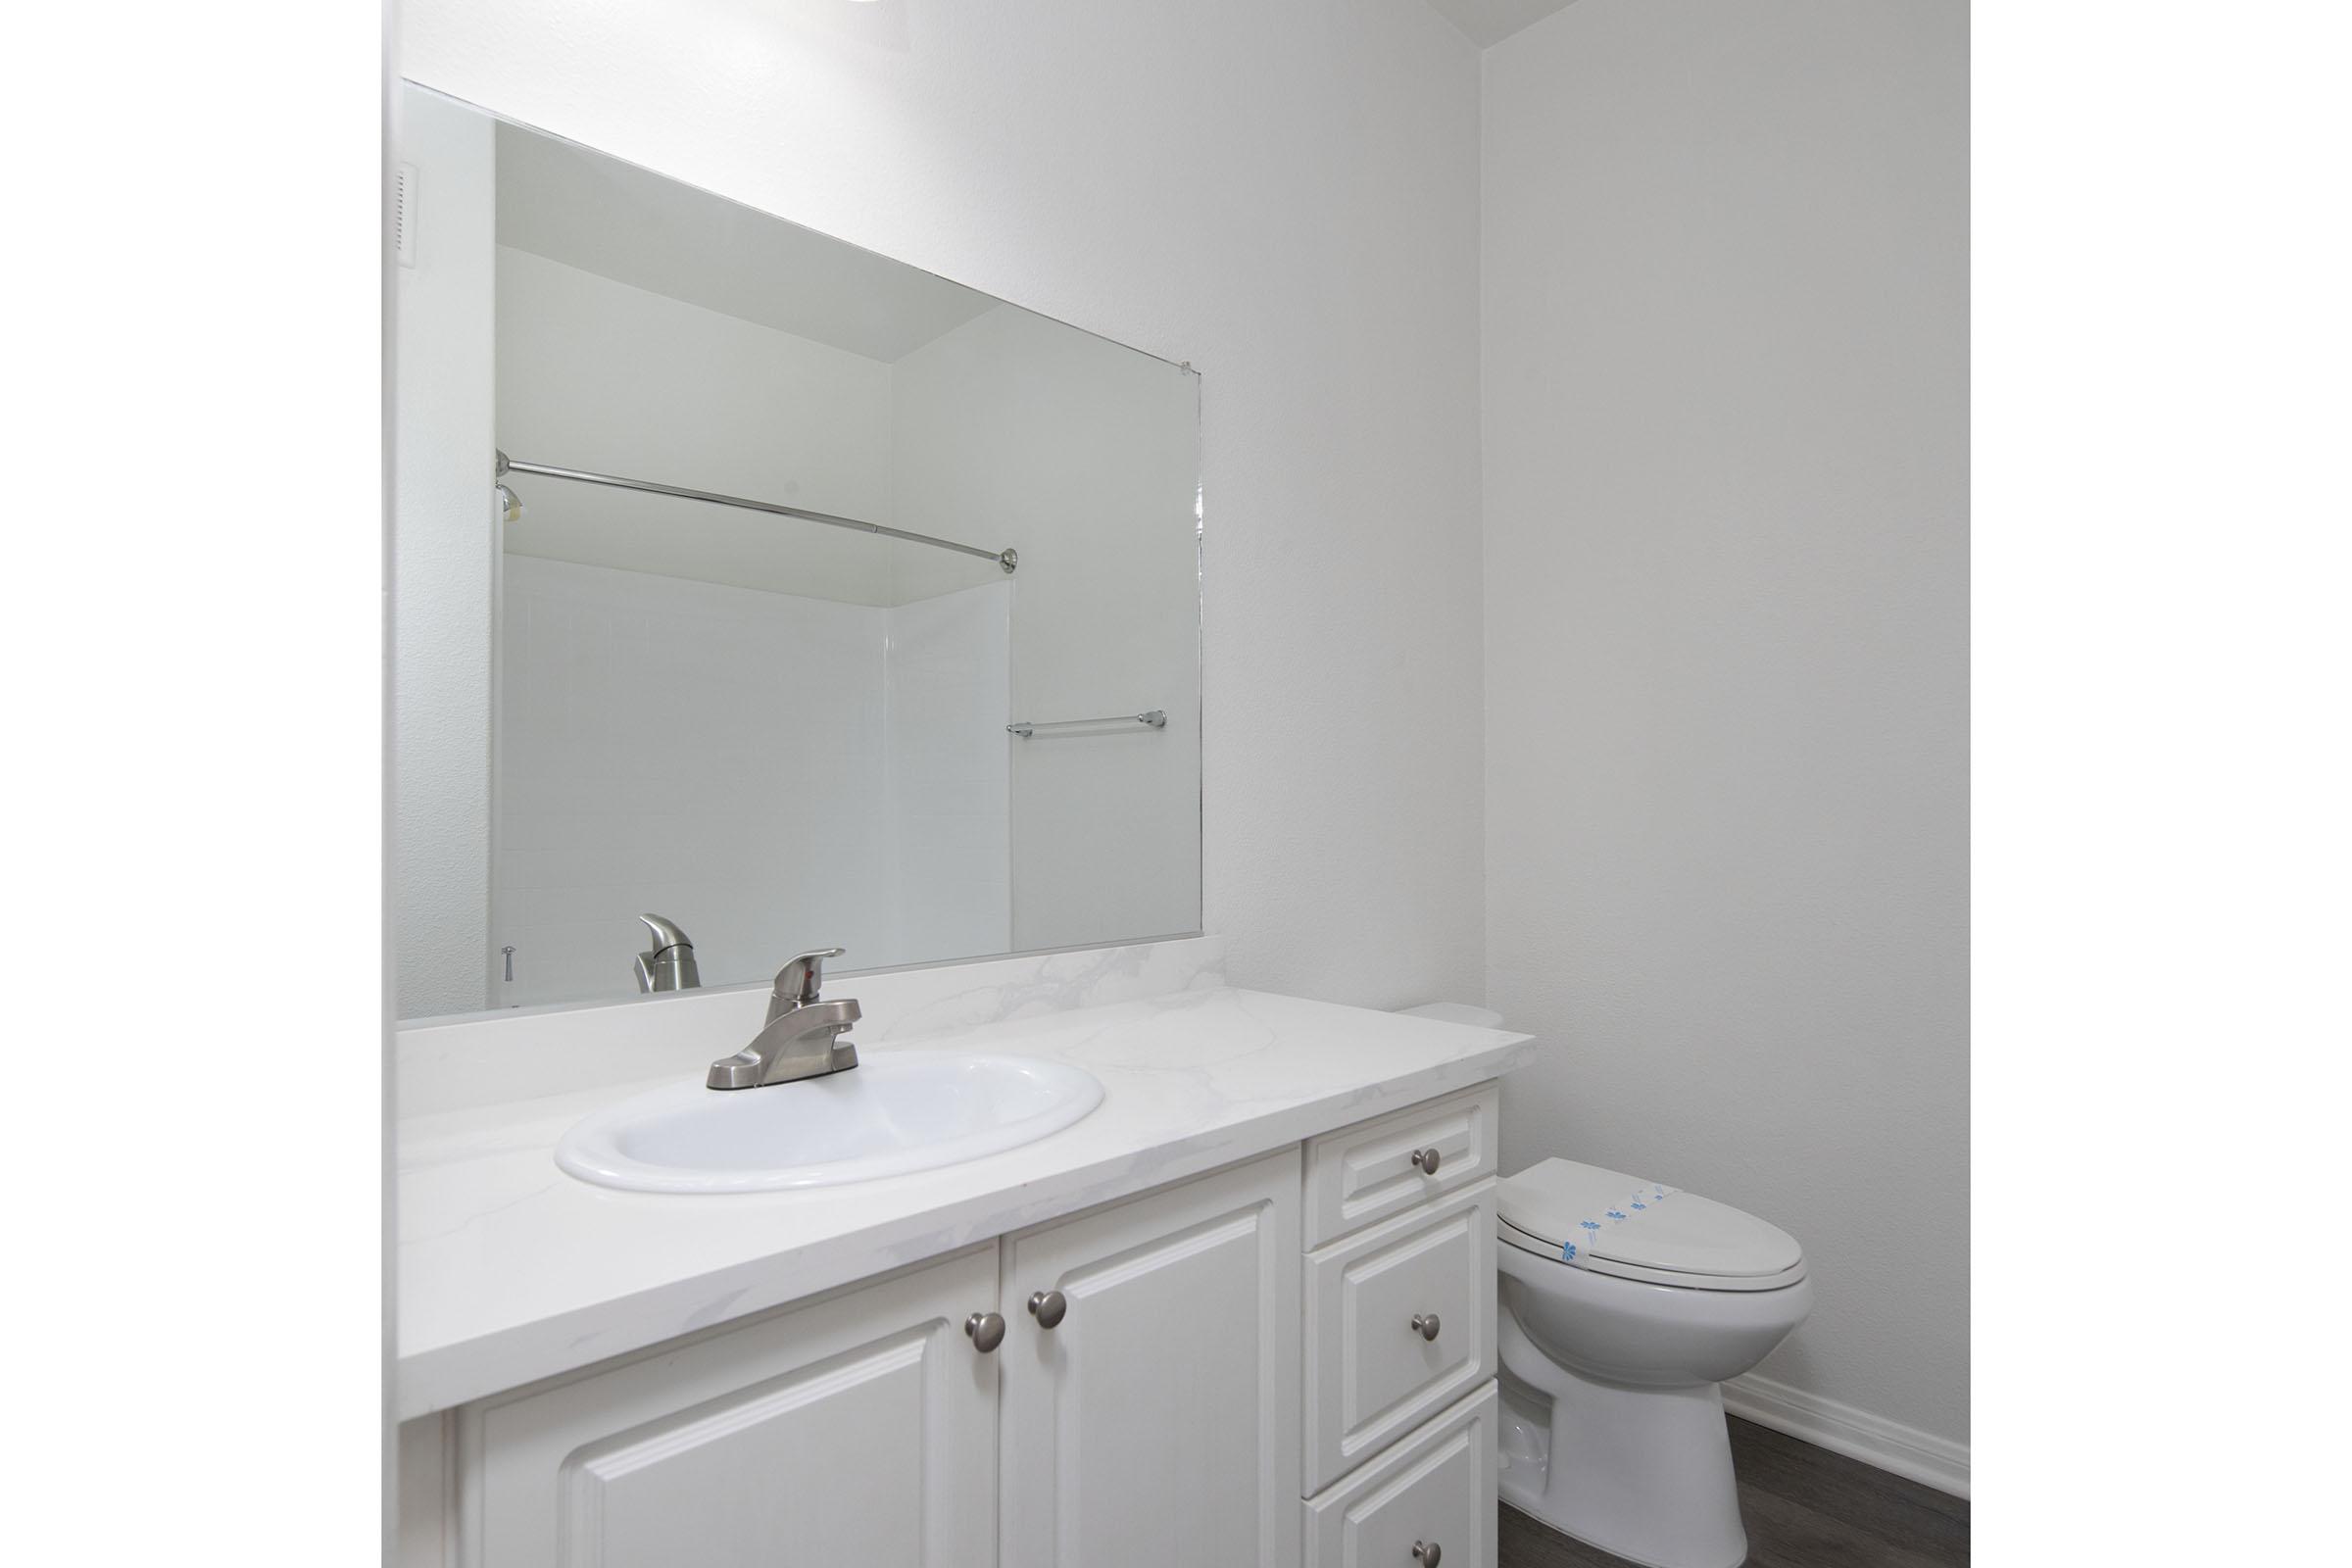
[392,89,1200,1021]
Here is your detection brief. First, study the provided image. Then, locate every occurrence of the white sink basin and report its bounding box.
[555,1053,1106,1194]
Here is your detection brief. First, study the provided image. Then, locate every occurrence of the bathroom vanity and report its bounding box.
[395,943,1530,1567]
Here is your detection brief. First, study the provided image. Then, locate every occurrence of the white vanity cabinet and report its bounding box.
[447,1151,1301,1568]
[420,1087,1504,1568]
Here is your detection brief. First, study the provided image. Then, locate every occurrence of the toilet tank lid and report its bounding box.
[1396,1002,1505,1028]
[1497,1157,1803,1282]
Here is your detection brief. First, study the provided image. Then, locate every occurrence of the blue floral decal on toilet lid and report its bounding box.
[1558,1183,1679,1267]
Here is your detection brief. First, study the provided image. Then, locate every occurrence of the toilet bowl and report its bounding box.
[1493,1157,1813,1568]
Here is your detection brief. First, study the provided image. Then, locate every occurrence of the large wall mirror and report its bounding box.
[393,87,1201,1021]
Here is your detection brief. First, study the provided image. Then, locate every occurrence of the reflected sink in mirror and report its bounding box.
[555,1054,1106,1194]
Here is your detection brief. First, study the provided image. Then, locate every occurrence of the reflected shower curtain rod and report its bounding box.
[495,452,1018,573]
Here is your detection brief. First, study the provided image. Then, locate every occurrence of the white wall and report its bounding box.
[398,0,1490,1009]
[893,306,1201,951]
[1482,0,1969,1453]
[392,85,497,1018]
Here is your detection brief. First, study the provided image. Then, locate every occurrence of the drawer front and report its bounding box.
[1303,1178,1495,1494]
[1303,1384,1497,1568]
[1304,1083,1498,1248]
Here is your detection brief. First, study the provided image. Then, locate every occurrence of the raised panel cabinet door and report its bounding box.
[1001,1150,1303,1568]
[459,1247,1001,1568]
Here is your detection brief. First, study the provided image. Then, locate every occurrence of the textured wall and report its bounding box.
[1482,0,1969,1446]
[400,0,1489,1008]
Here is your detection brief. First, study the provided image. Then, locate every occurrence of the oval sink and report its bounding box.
[555,1054,1105,1194]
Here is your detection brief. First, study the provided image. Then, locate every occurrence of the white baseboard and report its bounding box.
[1721,1373,1970,1500]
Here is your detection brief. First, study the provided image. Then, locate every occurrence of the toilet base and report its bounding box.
[1497,1312,1747,1568]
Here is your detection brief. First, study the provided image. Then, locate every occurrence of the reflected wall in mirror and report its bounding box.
[392,87,1201,1021]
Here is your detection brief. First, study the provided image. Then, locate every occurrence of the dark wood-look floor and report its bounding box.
[1499,1417,1969,1568]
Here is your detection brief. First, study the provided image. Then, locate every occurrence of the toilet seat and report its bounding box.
[1498,1158,1806,1294]
[1499,1218,1807,1292]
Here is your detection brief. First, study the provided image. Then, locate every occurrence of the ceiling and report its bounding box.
[495,122,996,364]
[1420,0,1576,48]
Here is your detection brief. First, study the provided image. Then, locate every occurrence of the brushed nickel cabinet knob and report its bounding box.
[1410,1312,1442,1342]
[1410,1147,1442,1175]
[1028,1289,1068,1329]
[964,1311,1005,1352]
[1412,1543,1441,1566]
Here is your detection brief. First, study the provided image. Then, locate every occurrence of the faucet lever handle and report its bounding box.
[779,947,848,1004]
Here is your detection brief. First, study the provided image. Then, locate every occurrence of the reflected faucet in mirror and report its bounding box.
[707,948,861,1090]
[633,914,701,994]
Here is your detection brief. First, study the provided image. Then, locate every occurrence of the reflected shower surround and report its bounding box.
[496,561,1013,1007]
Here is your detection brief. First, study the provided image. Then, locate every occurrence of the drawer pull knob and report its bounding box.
[1028,1289,1068,1329]
[964,1311,1005,1352]
[1412,1543,1442,1566]
[1410,1147,1442,1175]
[1410,1312,1442,1342]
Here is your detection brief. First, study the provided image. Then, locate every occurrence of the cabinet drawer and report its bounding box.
[1303,1384,1497,1568]
[1303,1083,1497,1249]
[1302,1178,1495,1494]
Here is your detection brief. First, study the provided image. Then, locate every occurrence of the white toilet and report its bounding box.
[1396,1006,1816,1568]
[1494,1159,1812,1568]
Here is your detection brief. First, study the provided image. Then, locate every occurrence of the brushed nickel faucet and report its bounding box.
[633,914,701,994]
[707,947,861,1090]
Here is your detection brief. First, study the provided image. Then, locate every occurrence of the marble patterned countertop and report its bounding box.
[395,968,1532,1420]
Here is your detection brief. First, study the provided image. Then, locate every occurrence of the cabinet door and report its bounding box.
[1002,1150,1301,1568]
[460,1247,999,1568]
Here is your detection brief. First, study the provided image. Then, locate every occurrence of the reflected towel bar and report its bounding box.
[496,451,1017,572]
[1007,710,1167,738]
